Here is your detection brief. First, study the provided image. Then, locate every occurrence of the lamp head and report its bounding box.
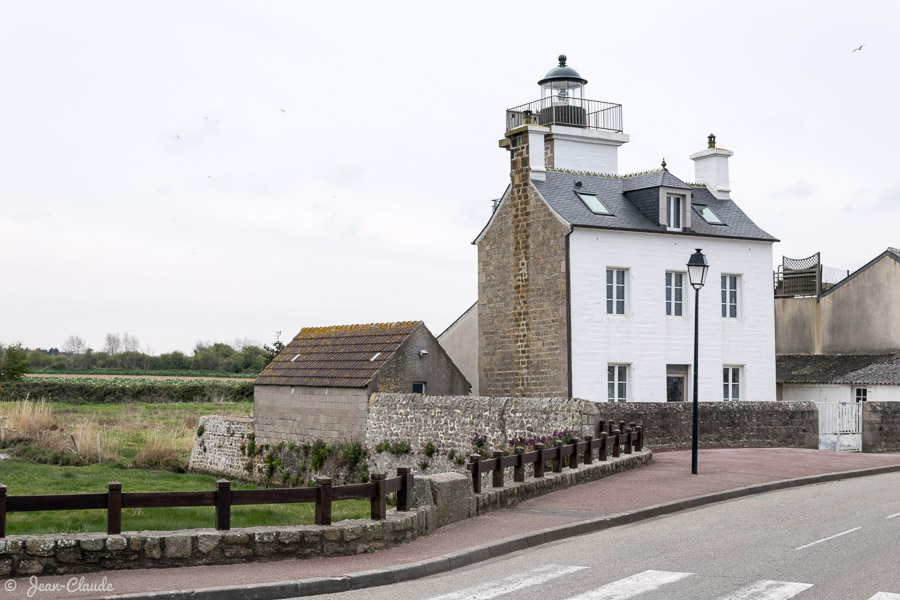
[687,248,709,290]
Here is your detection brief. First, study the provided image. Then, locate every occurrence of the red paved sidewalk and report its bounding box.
[4,449,900,599]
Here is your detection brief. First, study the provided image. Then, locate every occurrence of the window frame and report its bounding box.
[855,387,868,403]
[665,271,685,317]
[723,366,741,401]
[666,194,683,231]
[692,203,725,225]
[721,274,740,319]
[576,191,613,216]
[608,364,629,403]
[606,268,627,315]
[412,382,426,394]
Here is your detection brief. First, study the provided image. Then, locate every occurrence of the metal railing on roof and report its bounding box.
[506,97,623,133]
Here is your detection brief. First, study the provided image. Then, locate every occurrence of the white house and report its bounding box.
[469,55,778,403]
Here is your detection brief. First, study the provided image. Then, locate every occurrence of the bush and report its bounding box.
[0,380,253,404]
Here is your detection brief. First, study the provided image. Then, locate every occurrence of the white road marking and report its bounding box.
[428,564,588,600]
[563,569,693,600]
[717,579,813,599]
[869,594,900,600]
[794,526,861,550]
[886,512,900,519]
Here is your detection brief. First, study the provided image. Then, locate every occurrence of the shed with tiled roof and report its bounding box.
[253,321,470,444]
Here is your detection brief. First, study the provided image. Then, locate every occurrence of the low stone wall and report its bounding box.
[592,401,818,451]
[863,402,900,452]
[0,511,429,578]
[366,394,601,475]
[188,416,256,480]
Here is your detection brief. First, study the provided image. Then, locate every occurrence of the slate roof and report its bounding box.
[531,169,777,242]
[255,321,421,388]
[777,353,900,385]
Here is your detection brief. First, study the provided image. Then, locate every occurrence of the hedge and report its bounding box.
[0,380,254,404]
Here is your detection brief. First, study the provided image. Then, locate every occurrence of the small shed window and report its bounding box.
[412,382,426,394]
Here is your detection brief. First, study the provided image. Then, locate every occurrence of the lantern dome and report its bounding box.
[537,55,588,86]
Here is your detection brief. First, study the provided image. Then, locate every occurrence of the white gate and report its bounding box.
[816,402,862,451]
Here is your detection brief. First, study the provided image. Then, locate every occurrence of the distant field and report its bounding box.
[25,373,252,383]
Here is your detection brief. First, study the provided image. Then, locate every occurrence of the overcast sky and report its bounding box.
[2,1,897,354]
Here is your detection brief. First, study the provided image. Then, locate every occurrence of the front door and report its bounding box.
[666,365,689,402]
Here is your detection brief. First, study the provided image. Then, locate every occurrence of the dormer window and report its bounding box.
[693,203,725,225]
[666,194,683,230]
[577,192,612,215]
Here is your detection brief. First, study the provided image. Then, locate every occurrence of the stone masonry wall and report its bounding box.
[478,126,571,397]
[0,511,429,578]
[188,416,254,479]
[595,401,819,450]
[862,402,900,452]
[366,394,601,475]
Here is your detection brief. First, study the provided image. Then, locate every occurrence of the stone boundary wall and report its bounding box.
[188,416,258,480]
[365,394,601,475]
[0,510,431,578]
[594,401,819,450]
[863,402,900,452]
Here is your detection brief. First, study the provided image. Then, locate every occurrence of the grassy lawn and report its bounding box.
[0,459,370,535]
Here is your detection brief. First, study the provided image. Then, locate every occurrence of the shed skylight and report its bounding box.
[576,192,612,215]
[692,204,725,225]
[369,352,381,362]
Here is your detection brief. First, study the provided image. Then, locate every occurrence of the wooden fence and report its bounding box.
[0,468,413,538]
[467,421,644,494]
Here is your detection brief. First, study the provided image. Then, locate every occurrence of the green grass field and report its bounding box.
[0,459,370,535]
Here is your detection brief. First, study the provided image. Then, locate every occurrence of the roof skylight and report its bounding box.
[576,192,612,215]
[369,352,381,362]
[692,204,725,225]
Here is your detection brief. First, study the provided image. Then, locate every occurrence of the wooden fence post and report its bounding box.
[599,433,608,461]
[611,429,621,458]
[0,483,6,538]
[583,435,594,465]
[469,454,482,494]
[514,446,525,482]
[315,477,332,526]
[553,440,563,473]
[215,479,231,531]
[569,438,580,469]
[397,467,412,511]
[636,426,644,451]
[370,472,386,520]
[624,427,633,455]
[492,451,504,488]
[107,481,122,535]
[533,444,545,478]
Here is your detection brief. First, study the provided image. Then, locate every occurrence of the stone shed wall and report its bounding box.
[188,416,254,479]
[862,402,900,452]
[253,385,369,445]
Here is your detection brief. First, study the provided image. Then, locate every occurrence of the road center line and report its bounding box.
[717,579,813,599]
[428,564,588,600]
[795,527,861,550]
[563,570,693,600]
[886,512,900,519]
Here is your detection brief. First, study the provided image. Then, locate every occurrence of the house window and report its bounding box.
[576,192,612,215]
[608,364,629,402]
[666,194,683,230]
[693,203,725,225]
[723,367,741,401]
[606,269,627,315]
[666,364,689,402]
[721,275,739,318]
[855,388,868,403]
[666,272,684,316]
[412,382,426,394]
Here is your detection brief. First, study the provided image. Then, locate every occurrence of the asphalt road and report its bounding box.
[308,472,900,600]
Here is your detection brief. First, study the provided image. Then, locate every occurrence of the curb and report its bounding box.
[106,462,900,600]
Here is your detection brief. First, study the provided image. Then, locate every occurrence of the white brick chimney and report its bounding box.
[690,133,733,200]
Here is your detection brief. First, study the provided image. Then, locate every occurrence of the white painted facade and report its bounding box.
[549,125,629,175]
[781,383,900,403]
[568,227,776,403]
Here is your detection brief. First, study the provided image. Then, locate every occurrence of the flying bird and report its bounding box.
[278,108,287,114]
[852,45,866,53]
[176,134,181,140]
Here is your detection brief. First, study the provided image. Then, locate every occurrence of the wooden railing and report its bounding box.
[467,421,644,494]
[0,468,414,538]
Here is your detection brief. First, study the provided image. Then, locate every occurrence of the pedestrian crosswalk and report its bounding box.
[425,566,899,600]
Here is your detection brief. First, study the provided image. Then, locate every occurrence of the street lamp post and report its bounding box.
[687,249,709,475]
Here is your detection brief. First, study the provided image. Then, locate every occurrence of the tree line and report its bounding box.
[9,332,287,377]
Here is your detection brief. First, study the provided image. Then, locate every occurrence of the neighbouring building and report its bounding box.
[776,248,900,404]
[253,321,470,444]
[470,55,778,403]
[437,302,479,395]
